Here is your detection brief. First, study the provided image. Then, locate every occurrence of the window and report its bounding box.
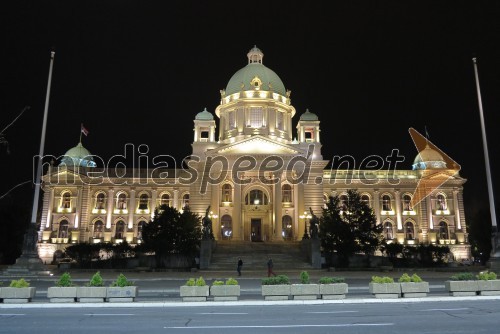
[160,193,171,207]
[182,193,190,208]
[137,221,146,240]
[339,194,348,211]
[95,193,106,210]
[245,189,268,205]
[249,107,263,128]
[200,129,209,142]
[222,184,232,202]
[228,111,236,129]
[277,111,284,130]
[93,220,104,238]
[405,221,415,240]
[115,220,125,239]
[403,194,413,211]
[282,215,293,240]
[58,220,69,238]
[383,221,393,240]
[361,194,371,207]
[436,194,447,210]
[439,221,449,239]
[138,194,149,210]
[117,193,127,210]
[305,131,313,142]
[282,184,292,203]
[61,192,71,209]
[382,195,392,211]
[221,215,232,239]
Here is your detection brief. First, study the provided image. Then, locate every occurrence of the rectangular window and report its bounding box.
[249,107,263,128]
[277,111,284,130]
[228,111,236,129]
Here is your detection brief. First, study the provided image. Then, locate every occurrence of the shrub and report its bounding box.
[411,274,423,283]
[185,278,196,286]
[9,278,30,288]
[300,271,310,284]
[195,277,206,286]
[371,276,394,283]
[88,271,104,287]
[450,272,474,281]
[262,275,290,285]
[111,273,134,287]
[56,272,74,287]
[212,280,224,286]
[226,278,238,285]
[477,271,497,281]
[318,277,345,284]
[398,273,412,283]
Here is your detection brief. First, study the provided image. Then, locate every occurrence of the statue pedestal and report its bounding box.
[301,238,322,269]
[199,239,215,270]
[3,225,47,276]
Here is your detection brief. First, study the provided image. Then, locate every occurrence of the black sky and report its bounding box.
[1,1,499,219]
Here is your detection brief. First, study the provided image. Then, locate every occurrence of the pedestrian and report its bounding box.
[237,257,243,276]
[267,257,276,277]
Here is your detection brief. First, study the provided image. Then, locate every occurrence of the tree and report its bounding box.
[319,189,382,267]
[141,205,202,268]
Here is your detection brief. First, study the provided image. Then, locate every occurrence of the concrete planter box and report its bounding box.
[261,285,291,300]
[77,287,107,302]
[400,282,429,298]
[47,287,77,303]
[319,283,348,299]
[210,285,240,301]
[445,280,479,296]
[106,286,138,302]
[369,283,401,299]
[180,286,209,302]
[291,284,319,300]
[477,280,500,296]
[0,287,36,303]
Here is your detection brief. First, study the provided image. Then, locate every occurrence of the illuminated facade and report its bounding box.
[38,47,470,263]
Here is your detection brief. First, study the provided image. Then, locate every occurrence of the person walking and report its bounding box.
[267,257,276,277]
[237,257,243,276]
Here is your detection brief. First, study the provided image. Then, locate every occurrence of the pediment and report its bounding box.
[209,136,304,156]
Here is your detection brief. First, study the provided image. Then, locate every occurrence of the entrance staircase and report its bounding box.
[209,240,312,270]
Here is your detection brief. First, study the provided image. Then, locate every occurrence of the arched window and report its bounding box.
[58,220,69,238]
[160,193,171,207]
[403,194,413,211]
[137,221,147,240]
[61,192,71,209]
[361,194,371,207]
[282,184,292,203]
[93,220,104,238]
[339,194,348,211]
[222,184,232,203]
[437,194,447,210]
[382,195,392,211]
[245,189,268,205]
[117,193,127,210]
[138,194,149,210]
[115,220,125,239]
[439,221,449,240]
[182,193,190,208]
[221,215,232,239]
[282,215,293,240]
[95,193,106,210]
[405,221,415,240]
[383,221,394,240]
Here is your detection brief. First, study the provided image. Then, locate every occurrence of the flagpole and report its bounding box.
[79,123,83,143]
[472,57,499,268]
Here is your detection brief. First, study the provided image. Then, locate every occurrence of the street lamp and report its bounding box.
[300,211,312,240]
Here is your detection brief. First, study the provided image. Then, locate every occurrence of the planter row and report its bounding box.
[46,286,138,303]
[445,280,500,296]
[369,282,430,298]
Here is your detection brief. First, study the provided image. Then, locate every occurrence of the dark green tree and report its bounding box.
[467,206,493,264]
[141,205,202,268]
[319,189,382,267]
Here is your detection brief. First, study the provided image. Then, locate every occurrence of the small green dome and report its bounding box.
[299,109,319,121]
[195,107,214,120]
[225,46,286,96]
[60,142,96,167]
[412,145,447,170]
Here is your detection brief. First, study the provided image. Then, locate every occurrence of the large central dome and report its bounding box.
[225,46,287,96]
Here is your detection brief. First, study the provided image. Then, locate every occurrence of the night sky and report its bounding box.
[1,1,499,221]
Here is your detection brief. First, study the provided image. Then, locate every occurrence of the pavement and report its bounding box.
[2,266,497,308]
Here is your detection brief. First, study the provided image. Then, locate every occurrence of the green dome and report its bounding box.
[225,46,286,96]
[60,142,96,167]
[195,107,214,120]
[299,109,319,121]
[412,145,447,170]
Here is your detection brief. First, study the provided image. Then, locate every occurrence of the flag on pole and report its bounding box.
[81,123,89,136]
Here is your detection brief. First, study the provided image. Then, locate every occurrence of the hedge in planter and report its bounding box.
[398,273,429,298]
[180,277,209,302]
[107,273,138,302]
[47,272,77,303]
[261,275,291,300]
[369,276,400,299]
[0,279,36,304]
[445,272,479,296]
[318,276,348,300]
[291,271,319,300]
[476,271,500,296]
[77,271,107,303]
[210,278,240,301]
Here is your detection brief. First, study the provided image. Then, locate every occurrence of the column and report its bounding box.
[46,188,55,228]
[106,189,114,229]
[233,183,242,240]
[395,190,402,230]
[293,182,300,240]
[173,189,179,210]
[211,183,220,240]
[128,189,136,229]
[373,190,381,225]
[151,189,158,218]
[453,190,462,230]
[427,196,434,230]
[210,125,215,142]
[74,187,83,229]
[274,176,282,241]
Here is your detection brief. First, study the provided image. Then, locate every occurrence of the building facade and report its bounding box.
[38,47,470,263]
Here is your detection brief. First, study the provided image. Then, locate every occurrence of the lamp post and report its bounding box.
[300,211,312,240]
